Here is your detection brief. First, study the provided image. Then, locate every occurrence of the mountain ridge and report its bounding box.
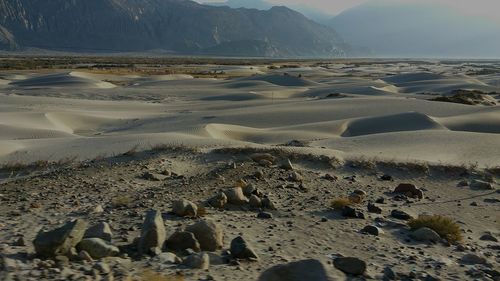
[0,0,350,57]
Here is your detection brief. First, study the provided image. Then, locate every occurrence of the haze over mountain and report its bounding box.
[0,0,350,57]
[329,0,500,58]
[204,0,333,24]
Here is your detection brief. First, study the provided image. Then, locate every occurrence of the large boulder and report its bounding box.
[224,187,249,205]
[470,179,494,190]
[172,199,198,217]
[185,219,223,251]
[84,222,112,242]
[34,219,88,258]
[183,252,210,269]
[165,231,201,252]
[76,238,119,259]
[258,259,332,281]
[333,256,366,275]
[208,192,228,208]
[138,210,166,255]
[230,236,258,260]
[410,227,441,243]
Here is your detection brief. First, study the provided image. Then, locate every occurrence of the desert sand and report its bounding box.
[0,60,499,280]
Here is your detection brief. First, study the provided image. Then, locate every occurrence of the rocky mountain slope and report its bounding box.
[0,0,350,57]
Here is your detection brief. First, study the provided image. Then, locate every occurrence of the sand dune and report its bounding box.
[9,72,116,89]
[341,112,446,137]
[0,62,499,168]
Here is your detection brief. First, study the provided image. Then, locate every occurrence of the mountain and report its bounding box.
[205,0,333,24]
[329,1,500,58]
[0,0,350,57]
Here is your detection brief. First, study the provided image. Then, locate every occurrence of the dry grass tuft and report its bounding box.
[123,145,139,156]
[151,143,201,154]
[330,197,353,210]
[111,196,133,208]
[213,146,341,168]
[140,270,184,281]
[408,215,463,243]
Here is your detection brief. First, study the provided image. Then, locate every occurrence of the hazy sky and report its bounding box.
[202,0,500,20]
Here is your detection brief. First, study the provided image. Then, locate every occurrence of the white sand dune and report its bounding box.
[0,62,499,167]
[9,72,116,89]
[341,112,446,137]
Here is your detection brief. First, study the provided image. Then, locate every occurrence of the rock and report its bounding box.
[380,174,393,181]
[480,233,498,242]
[205,252,226,265]
[410,227,441,243]
[383,266,396,280]
[470,179,494,190]
[13,236,26,246]
[257,212,273,219]
[391,210,413,220]
[208,192,227,208]
[92,205,104,214]
[138,210,166,255]
[324,174,338,181]
[156,252,182,264]
[457,180,469,187]
[342,206,365,219]
[242,184,256,196]
[460,253,487,265]
[290,171,303,182]
[254,170,264,179]
[361,225,381,236]
[280,159,294,171]
[93,262,111,274]
[259,159,273,167]
[367,203,382,214]
[333,256,366,275]
[224,187,249,205]
[185,219,223,251]
[78,250,93,262]
[76,238,119,259]
[235,179,248,188]
[1,255,18,271]
[251,153,275,163]
[141,171,166,181]
[393,183,424,199]
[165,231,201,252]
[172,199,198,217]
[230,236,258,260]
[262,197,277,210]
[34,219,88,258]
[352,189,367,197]
[84,222,113,242]
[249,195,262,208]
[258,259,331,281]
[348,193,364,204]
[183,252,209,269]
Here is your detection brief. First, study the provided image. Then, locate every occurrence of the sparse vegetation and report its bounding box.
[408,215,463,243]
[331,197,355,210]
[123,145,139,156]
[111,195,133,208]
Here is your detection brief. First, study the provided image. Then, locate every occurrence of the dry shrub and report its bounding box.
[112,196,133,208]
[330,197,353,210]
[151,143,200,154]
[408,215,462,243]
[123,145,139,156]
[140,270,184,281]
